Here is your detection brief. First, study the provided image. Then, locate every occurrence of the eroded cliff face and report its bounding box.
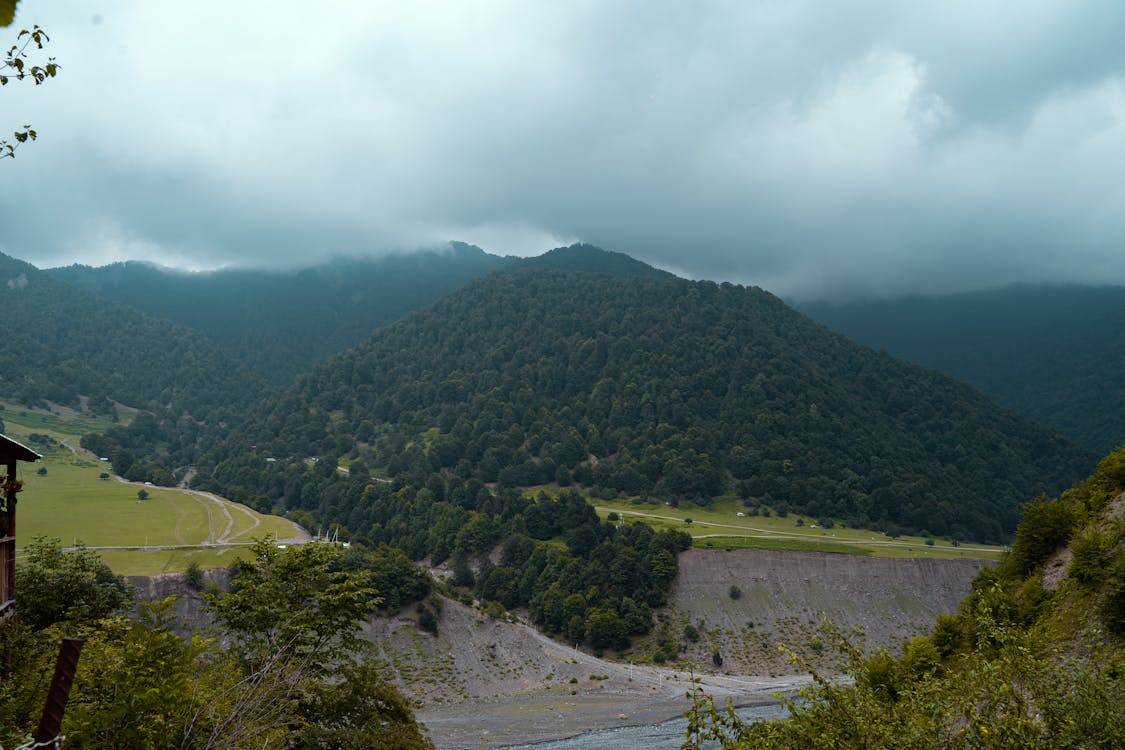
[126,550,989,701]
[124,569,226,633]
[359,550,991,705]
[652,549,991,673]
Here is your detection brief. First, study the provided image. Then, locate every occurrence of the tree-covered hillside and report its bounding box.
[801,284,1125,455]
[0,252,264,480]
[47,243,671,384]
[48,243,509,383]
[203,270,1092,544]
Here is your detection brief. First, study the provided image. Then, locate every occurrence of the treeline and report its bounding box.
[0,253,263,420]
[48,244,509,383]
[231,450,691,650]
[690,447,1125,747]
[205,269,1091,543]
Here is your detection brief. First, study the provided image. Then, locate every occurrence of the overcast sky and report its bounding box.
[2,1,1124,300]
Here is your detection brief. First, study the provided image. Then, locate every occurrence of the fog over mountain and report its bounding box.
[3,2,1125,300]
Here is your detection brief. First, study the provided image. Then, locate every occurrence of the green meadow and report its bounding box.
[523,485,1003,561]
[3,405,304,576]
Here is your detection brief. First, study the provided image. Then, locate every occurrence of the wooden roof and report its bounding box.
[0,433,41,464]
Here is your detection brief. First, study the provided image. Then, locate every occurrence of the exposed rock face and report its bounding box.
[658,549,991,672]
[125,550,988,701]
[124,569,226,633]
[127,551,990,747]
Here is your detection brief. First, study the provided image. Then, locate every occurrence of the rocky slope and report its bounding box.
[652,549,990,674]
[362,549,990,746]
[128,548,989,747]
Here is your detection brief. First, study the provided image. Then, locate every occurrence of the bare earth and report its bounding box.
[368,549,991,748]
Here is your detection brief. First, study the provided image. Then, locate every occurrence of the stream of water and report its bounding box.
[500,702,789,750]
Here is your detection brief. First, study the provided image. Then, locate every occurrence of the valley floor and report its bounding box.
[417,670,803,749]
[380,549,989,748]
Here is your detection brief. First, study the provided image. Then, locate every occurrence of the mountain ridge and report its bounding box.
[47,243,675,383]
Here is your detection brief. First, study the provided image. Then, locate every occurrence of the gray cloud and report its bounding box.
[2,1,1124,300]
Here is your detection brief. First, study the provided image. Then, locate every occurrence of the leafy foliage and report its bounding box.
[14,535,131,629]
[1,541,433,749]
[1,25,58,160]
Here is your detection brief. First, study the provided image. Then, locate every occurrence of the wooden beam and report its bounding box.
[33,638,84,745]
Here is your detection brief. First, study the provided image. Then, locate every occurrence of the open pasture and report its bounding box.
[522,485,1003,560]
[3,407,305,575]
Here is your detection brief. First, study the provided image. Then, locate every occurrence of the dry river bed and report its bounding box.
[416,669,805,749]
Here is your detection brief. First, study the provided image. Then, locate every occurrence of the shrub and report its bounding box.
[1005,496,1079,577]
[184,561,204,591]
[1069,530,1109,584]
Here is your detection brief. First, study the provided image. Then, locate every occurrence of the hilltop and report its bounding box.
[0,252,264,482]
[47,243,673,384]
[47,244,509,383]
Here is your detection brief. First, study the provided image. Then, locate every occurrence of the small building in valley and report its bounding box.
[1,432,42,621]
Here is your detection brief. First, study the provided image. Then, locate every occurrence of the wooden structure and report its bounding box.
[1,431,41,621]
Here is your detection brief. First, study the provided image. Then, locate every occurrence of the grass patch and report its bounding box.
[96,545,254,577]
[697,536,873,556]
[4,410,303,576]
[589,496,1004,561]
[1,401,133,437]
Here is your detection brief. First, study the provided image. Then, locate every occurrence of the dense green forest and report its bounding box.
[200,269,1091,545]
[48,243,509,383]
[801,284,1125,455]
[0,252,264,482]
[691,445,1125,747]
[48,243,671,383]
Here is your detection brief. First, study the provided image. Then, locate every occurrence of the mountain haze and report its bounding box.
[205,269,1092,544]
[0,251,262,449]
[801,284,1125,455]
[48,244,509,383]
[47,243,673,384]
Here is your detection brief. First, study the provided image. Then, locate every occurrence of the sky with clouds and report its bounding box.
[2,1,1124,300]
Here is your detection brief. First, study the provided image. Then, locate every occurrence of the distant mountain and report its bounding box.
[515,243,675,280]
[48,243,673,383]
[800,284,1125,455]
[205,270,1092,544]
[0,251,266,483]
[48,244,508,383]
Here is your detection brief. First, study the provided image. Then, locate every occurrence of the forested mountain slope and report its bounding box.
[0,252,264,481]
[801,284,1125,455]
[204,270,1092,544]
[47,243,670,384]
[48,243,509,383]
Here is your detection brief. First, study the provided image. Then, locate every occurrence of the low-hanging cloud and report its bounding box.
[1,0,1124,300]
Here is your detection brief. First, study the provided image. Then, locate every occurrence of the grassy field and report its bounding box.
[523,485,1004,561]
[3,405,305,576]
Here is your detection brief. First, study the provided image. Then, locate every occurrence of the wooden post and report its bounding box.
[1,459,15,621]
[33,638,84,745]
